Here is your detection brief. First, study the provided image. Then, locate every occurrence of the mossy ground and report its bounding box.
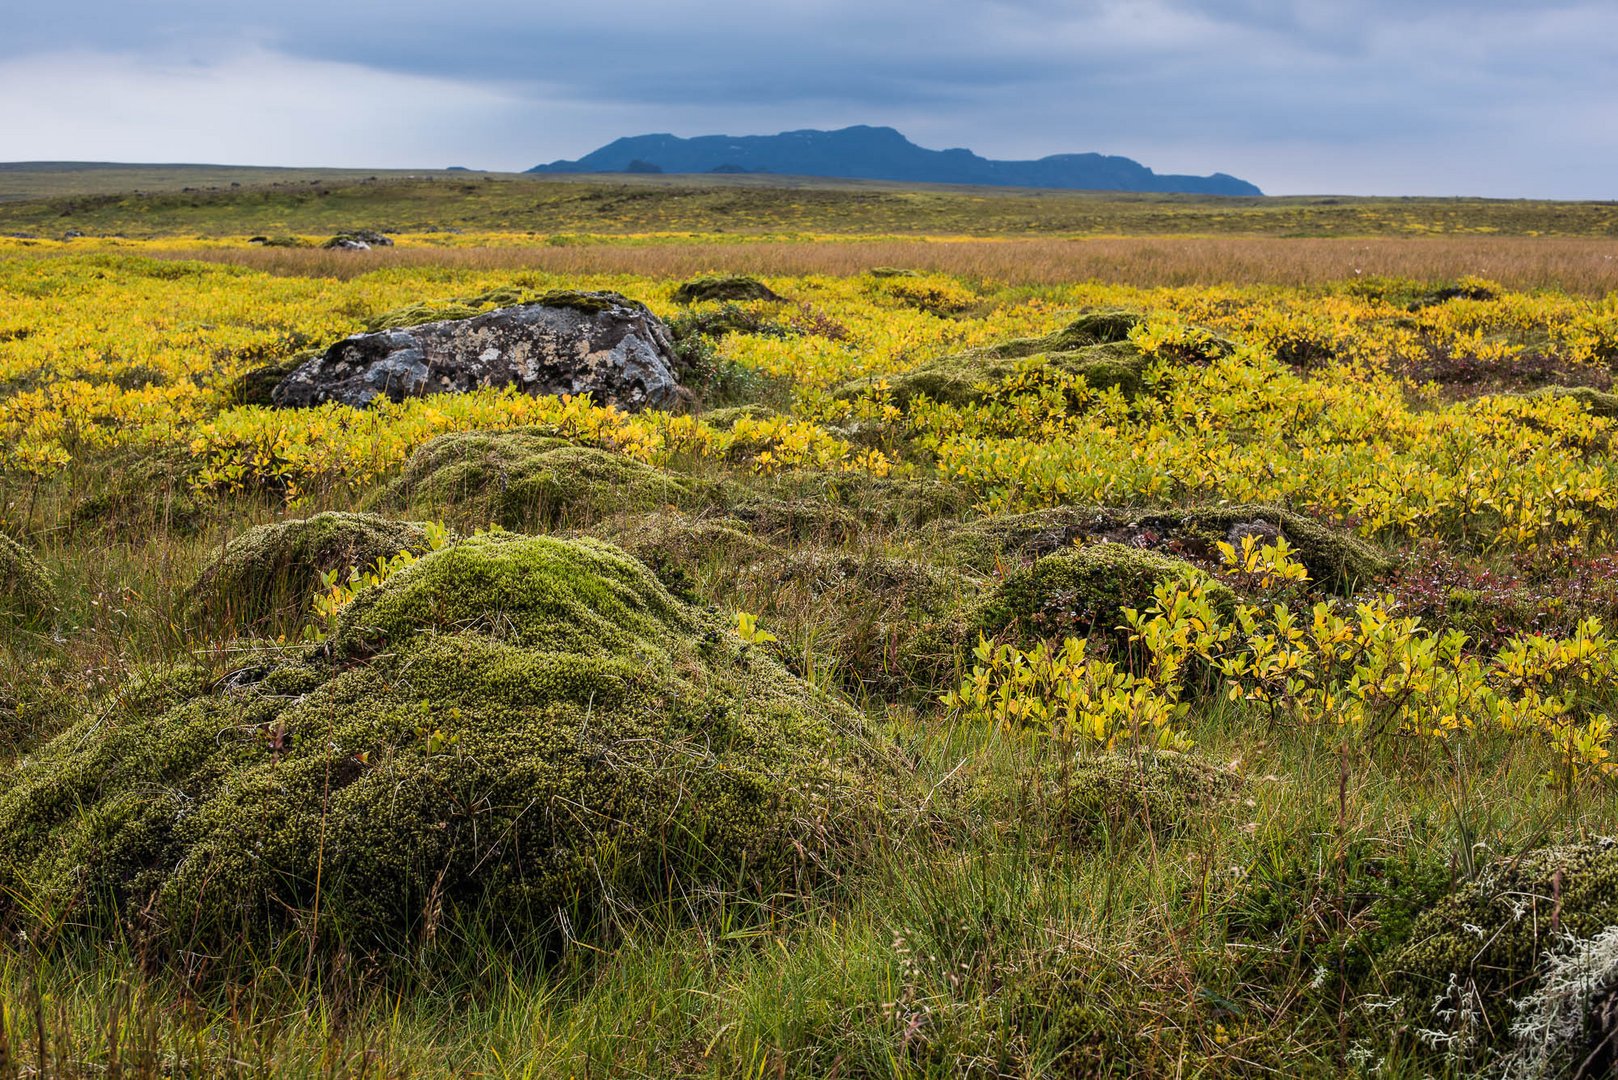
[6,268,1618,1077]
[972,542,1236,657]
[188,510,432,631]
[1,534,884,968]
[0,528,52,619]
[374,428,700,530]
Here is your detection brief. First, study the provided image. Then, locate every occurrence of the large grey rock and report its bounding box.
[271,291,682,411]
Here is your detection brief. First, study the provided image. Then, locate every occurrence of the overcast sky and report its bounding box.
[3,0,1615,197]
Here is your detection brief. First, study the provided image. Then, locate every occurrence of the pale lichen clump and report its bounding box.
[1390,839,1618,1069]
[0,534,885,958]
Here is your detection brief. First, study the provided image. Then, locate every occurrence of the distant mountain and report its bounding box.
[527,125,1261,196]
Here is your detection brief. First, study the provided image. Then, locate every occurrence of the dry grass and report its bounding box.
[145,235,1618,293]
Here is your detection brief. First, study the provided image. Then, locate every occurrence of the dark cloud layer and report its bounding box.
[4,1,1615,196]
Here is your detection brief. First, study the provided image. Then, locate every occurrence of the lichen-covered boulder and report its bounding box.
[0,535,884,958]
[973,542,1234,655]
[322,229,393,250]
[375,429,696,529]
[0,529,52,619]
[673,275,782,304]
[272,291,682,411]
[189,511,433,629]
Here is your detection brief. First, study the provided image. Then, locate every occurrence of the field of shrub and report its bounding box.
[5,228,1618,1076]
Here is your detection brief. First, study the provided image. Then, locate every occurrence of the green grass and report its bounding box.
[3,166,1617,238]
[4,434,1618,1077]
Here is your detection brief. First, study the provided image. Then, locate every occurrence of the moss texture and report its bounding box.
[229,353,311,405]
[0,529,53,619]
[189,511,432,630]
[1526,385,1618,418]
[973,542,1234,655]
[977,752,1238,850]
[1171,505,1392,593]
[672,275,782,305]
[595,510,972,701]
[0,534,882,958]
[1389,839,1618,1044]
[68,446,210,536]
[375,429,696,530]
[949,503,1390,596]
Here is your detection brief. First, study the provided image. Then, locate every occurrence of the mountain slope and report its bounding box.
[528,125,1261,196]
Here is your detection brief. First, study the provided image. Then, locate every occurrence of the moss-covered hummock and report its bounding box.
[672,275,782,305]
[950,503,1390,596]
[842,340,1149,409]
[596,509,972,700]
[1525,385,1618,418]
[837,308,1241,410]
[376,429,697,530]
[0,529,53,619]
[973,543,1234,655]
[0,534,884,959]
[189,511,432,629]
[977,752,1238,849]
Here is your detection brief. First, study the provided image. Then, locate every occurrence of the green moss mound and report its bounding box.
[1391,839,1618,1021]
[1526,385,1618,418]
[950,504,1389,596]
[673,275,782,305]
[0,535,883,960]
[973,543,1234,654]
[362,286,531,331]
[1051,752,1237,844]
[376,429,696,530]
[978,752,1238,850]
[596,510,971,701]
[840,309,1243,409]
[761,472,976,533]
[190,511,432,630]
[0,529,53,619]
[845,340,1149,410]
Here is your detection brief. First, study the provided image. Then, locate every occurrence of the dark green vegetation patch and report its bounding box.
[837,309,1234,409]
[0,529,52,619]
[189,511,432,630]
[672,275,782,305]
[950,503,1392,596]
[0,534,884,957]
[374,429,697,530]
[973,542,1234,656]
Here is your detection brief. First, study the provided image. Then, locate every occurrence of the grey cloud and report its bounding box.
[5,0,1617,195]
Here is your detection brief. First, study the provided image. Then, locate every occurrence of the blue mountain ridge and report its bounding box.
[528,125,1261,196]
